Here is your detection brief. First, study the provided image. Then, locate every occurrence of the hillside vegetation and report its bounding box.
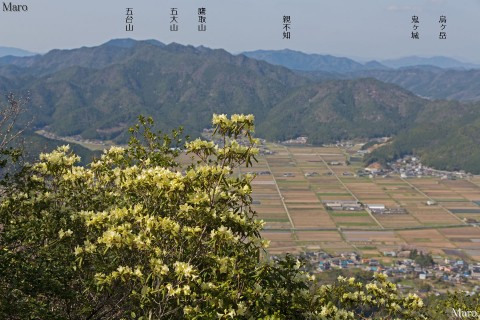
[243,49,480,101]
[1,39,480,172]
[366,100,480,173]
[1,114,475,319]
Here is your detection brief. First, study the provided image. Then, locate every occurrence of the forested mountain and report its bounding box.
[365,100,480,173]
[0,39,309,143]
[242,49,480,101]
[243,49,480,73]
[1,39,480,171]
[302,67,480,101]
[258,78,426,144]
[242,49,388,73]
[347,68,480,101]
[0,39,165,76]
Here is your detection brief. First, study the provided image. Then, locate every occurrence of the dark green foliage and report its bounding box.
[0,40,309,144]
[2,39,480,173]
[0,115,438,319]
[349,67,480,101]
[0,118,183,319]
[258,78,425,144]
[365,100,480,173]
[409,250,434,267]
[425,291,480,319]
[126,115,185,168]
[21,130,100,166]
[243,50,480,101]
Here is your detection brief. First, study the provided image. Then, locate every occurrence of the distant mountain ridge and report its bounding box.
[0,39,310,143]
[0,46,37,57]
[345,68,480,101]
[241,49,480,101]
[0,39,170,76]
[241,49,389,73]
[381,56,480,70]
[242,49,480,72]
[1,39,480,172]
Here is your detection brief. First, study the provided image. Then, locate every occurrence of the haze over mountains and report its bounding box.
[243,49,480,101]
[242,49,388,73]
[0,46,37,58]
[242,49,480,72]
[381,56,480,70]
[1,39,480,172]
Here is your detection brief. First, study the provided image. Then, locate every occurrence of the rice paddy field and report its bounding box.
[249,143,480,261]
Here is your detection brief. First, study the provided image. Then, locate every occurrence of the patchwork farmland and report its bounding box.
[249,144,480,261]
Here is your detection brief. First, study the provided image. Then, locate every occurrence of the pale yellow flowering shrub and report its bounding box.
[1,114,432,319]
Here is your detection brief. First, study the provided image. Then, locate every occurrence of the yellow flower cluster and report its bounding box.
[174,261,197,279]
[94,265,143,285]
[37,145,80,171]
[58,228,73,239]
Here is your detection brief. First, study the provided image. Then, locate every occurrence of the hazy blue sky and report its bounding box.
[1,0,479,62]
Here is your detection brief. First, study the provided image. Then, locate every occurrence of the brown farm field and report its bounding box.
[239,144,480,261]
